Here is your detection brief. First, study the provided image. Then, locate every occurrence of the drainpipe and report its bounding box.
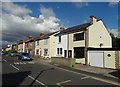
[67,33,69,58]
[85,29,88,65]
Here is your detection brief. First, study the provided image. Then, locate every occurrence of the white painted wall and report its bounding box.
[35,40,41,55]
[104,51,116,69]
[55,34,67,57]
[23,42,25,52]
[88,20,112,48]
[18,44,23,52]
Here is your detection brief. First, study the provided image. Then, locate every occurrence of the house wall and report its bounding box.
[40,38,50,58]
[35,40,41,56]
[49,35,56,58]
[68,32,85,64]
[115,51,120,69]
[55,34,67,57]
[23,42,25,52]
[88,20,112,48]
[18,44,23,52]
[104,51,116,69]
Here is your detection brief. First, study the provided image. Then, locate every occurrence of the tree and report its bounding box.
[110,33,120,48]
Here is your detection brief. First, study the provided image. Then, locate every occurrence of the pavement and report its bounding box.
[33,57,120,85]
[2,55,120,86]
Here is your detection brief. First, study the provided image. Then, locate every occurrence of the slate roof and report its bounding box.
[54,22,91,36]
[34,31,59,41]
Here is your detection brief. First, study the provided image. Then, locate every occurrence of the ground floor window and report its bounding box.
[36,49,39,55]
[44,49,48,56]
[57,48,62,55]
[57,48,59,55]
[74,47,84,58]
[64,50,67,57]
[29,49,32,55]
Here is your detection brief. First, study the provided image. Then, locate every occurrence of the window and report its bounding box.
[74,32,84,41]
[37,41,39,46]
[64,50,67,57]
[60,48,62,55]
[74,47,84,58]
[57,48,59,55]
[36,49,39,55]
[44,49,48,56]
[30,42,32,46]
[58,36,61,43]
[57,48,62,55]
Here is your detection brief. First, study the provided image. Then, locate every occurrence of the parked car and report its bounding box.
[9,52,17,57]
[0,52,5,55]
[18,52,32,61]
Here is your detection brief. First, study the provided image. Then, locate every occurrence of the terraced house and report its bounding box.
[12,16,120,69]
[54,16,112,64]
[34,32,58,59]
[26,35,35,56]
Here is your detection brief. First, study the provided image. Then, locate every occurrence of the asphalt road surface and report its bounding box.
[2,55,120,87]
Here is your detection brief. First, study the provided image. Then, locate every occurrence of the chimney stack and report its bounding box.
[60,27,65,32]
[90,16,97,24]
[40,32,45,37]
[28,35,33,40]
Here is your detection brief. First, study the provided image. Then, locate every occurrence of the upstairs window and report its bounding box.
[36,49,39,55]
[58,36,61,43]
[30,42,32,46]
[36,41,39,46]
[74,32,84,41]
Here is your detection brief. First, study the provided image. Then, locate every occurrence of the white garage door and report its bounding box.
[88,51,104,67]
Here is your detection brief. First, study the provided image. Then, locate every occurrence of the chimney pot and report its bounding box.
[28,35,33,40]
[90,16,97,24]
[60,27,65,32]
[40,32,45,36]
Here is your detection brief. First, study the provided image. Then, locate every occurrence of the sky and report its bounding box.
[1,1,119,48]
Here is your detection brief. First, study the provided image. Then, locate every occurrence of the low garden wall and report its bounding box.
[51,57,75,67]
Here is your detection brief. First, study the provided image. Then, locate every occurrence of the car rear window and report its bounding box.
[22,53,29,55]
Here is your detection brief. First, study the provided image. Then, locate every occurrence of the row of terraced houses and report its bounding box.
[5,16,120,69]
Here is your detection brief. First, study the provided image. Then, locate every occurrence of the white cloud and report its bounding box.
[2,2,32,16]
[108,28,119,37]
[108,0,119,6]
[2,2,60,47]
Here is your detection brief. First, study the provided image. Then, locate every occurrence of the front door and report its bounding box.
[68,50,72,58]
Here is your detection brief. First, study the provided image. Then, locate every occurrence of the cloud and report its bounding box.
[74,2,88,8]
[2,2,60,47]
[70,0,89,8]
[108,28,119,38]
[108,0,119,7]
[2,2,32,16]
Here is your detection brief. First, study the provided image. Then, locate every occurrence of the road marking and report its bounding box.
[10,64,20,71]
[3,59,7,62]
[41,63,120,86]
[28,75,48,87]
[57,80,71,84]
[56,80,71,87]
[14,62,34,65]
[28,61,35,64]
[81,76,90,80]
[91,77,120,86]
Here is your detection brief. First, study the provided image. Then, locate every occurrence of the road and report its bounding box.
[2,55,119,87]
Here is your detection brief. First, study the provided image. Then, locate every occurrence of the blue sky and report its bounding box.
[15,2,118,29]
[1,2,119,47]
